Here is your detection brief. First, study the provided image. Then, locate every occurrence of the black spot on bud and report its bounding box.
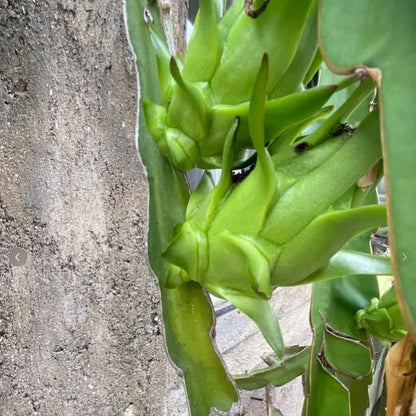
[294,142,310,154]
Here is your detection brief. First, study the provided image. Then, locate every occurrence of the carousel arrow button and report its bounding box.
[9,247,28,267]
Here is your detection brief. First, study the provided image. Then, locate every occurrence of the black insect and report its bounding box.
[332,123,356,138]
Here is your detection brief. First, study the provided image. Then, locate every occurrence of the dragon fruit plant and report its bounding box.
[125,0,416,414]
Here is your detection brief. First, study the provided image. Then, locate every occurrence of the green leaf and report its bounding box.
[318,0,416,335]
[125,1,238,414]
[234,346,311,390]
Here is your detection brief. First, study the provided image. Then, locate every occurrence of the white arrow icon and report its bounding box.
[9,247,28,266]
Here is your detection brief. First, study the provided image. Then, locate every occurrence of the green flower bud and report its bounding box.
[356,285,407,344]
[163,57,385,354]
[143,0,336,169]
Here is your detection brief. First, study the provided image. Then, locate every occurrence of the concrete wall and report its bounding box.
[0,1,173,414]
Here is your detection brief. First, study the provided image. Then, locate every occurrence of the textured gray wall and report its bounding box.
[0,1,174,415]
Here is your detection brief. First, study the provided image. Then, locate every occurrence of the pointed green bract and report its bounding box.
[211,0,315,104]
[208,85,337,159]
[183,0,220,81]
[167,58,207,139]
[215,291,285,356]
[234,346,311,389]
[299,250,391,285]
[319,64,374,123]
[273,205,386,285]
[148,26,174,100]
[295,77,375,148]
[186,172,215,219]
[270,0,318,97]
[303,48,322,85]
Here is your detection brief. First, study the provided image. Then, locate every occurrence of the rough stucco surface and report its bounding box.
[0,1,175,415]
